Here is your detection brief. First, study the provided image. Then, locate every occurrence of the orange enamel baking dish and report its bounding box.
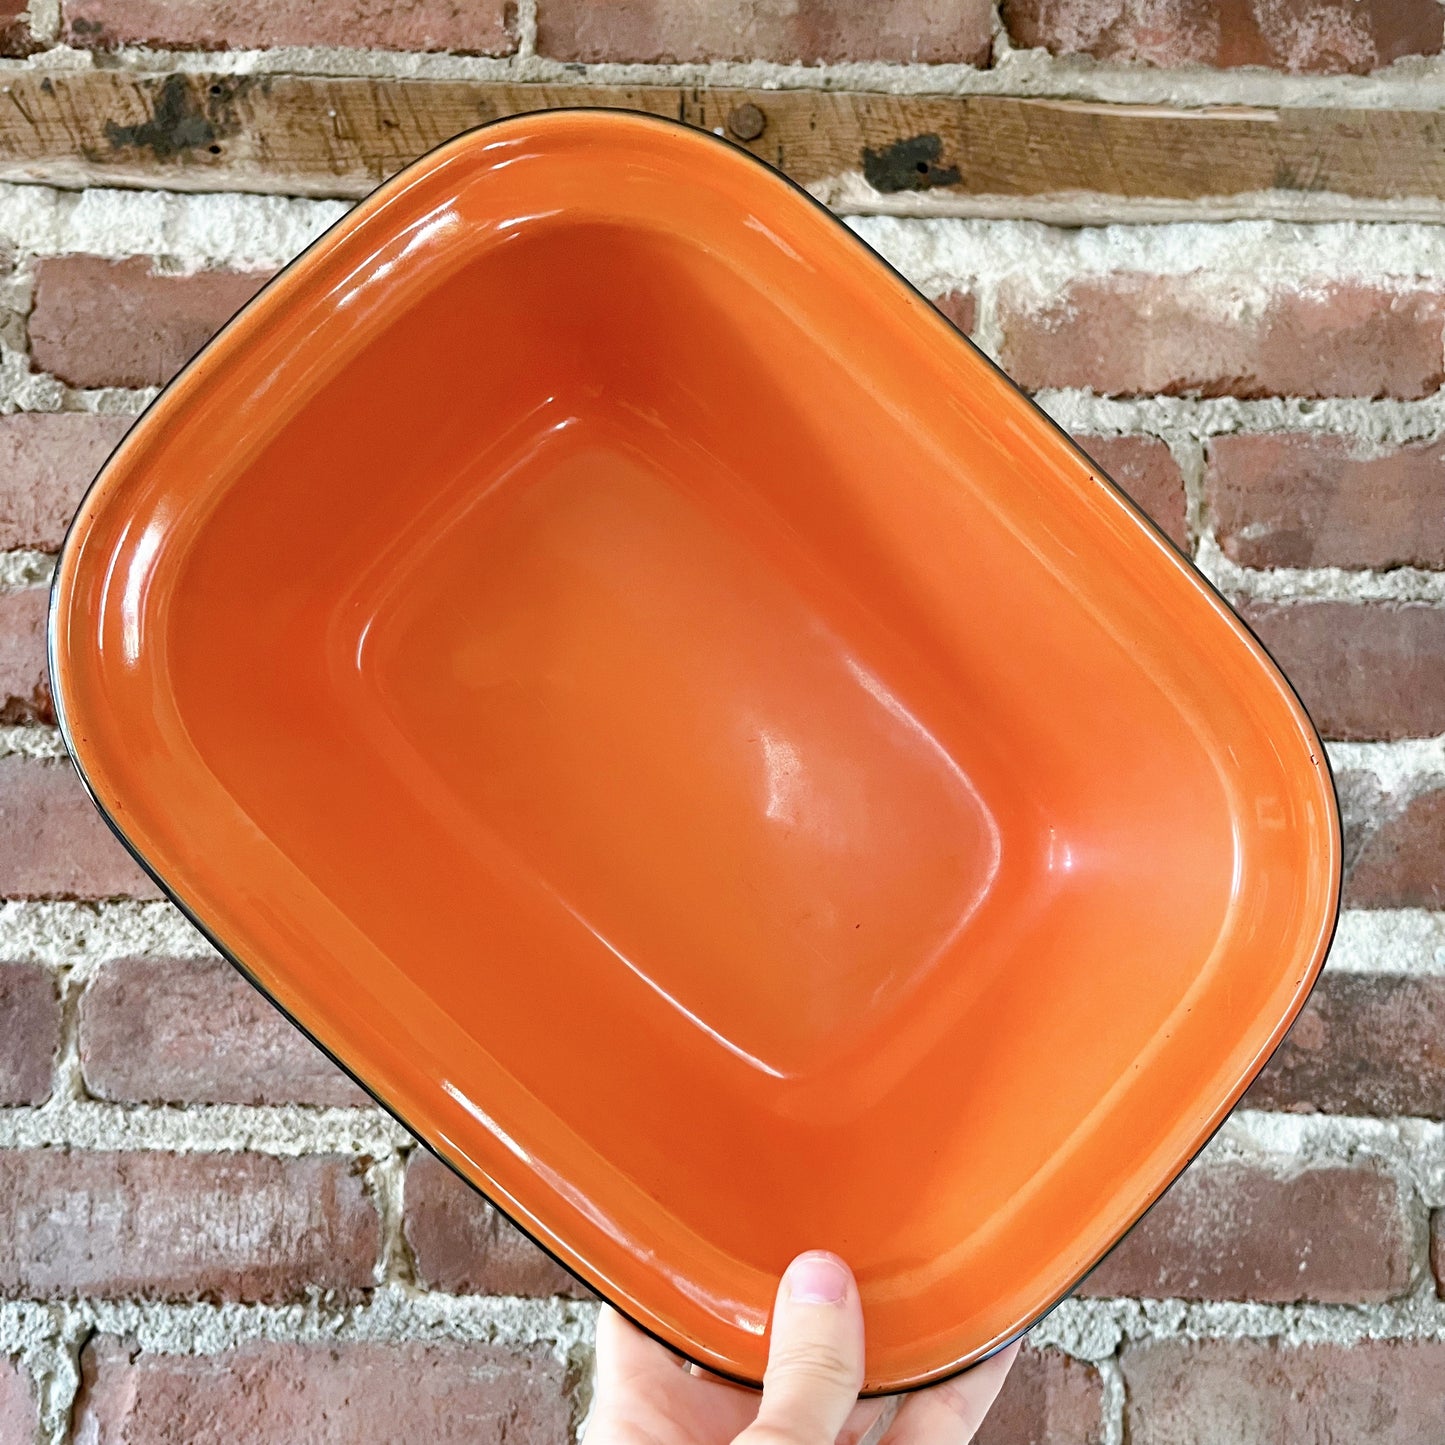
[49,110,1341,1393]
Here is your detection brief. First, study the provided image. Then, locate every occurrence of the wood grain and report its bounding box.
[1,69,1443,214]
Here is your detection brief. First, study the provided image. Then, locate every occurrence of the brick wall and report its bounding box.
[0,2,1443,1442]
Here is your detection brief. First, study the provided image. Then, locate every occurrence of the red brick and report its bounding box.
[537,0,994,64]
[1207,433,1445,570]
[1240,601,1445,741]
[997,275,1445,399]
[1122,1340,1445,1443]
[1335,765,1385,871]
[933,289,977,334]
[1072,434,1187,548]
[0,756,161,900]
[1347,787,1445,908]
[0,962,58,1105]
[0,587,52,725]
[29,257,272,390]
[1004,0,1444,74]
[63,0,515,53]
[80,956,368,1107]
[975,1346,1103,1445]
[0,413,132,551]
[73,1336,571,1444]
[403,1152,588,1298]
[1248,974,1445,1117]
[1080,1161,1410,1302]
[0,0,34,55]
[0,1357,37,1443]
[0,1150,378,1300]
[1433,1211,1445,1294]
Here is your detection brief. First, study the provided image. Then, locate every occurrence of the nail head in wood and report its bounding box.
[727,103,766,142]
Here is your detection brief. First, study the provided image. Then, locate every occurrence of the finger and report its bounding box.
[587,1307,759,1444]
[592,1305,681,1395]
[839,1397,894,1445]
[881,1341,1020,1445]
[736,1251,865,1445]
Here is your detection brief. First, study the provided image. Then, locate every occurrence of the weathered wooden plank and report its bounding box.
[0,69,1444,216]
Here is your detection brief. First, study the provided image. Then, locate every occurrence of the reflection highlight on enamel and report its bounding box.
[549,893,789,1082]
[118,518,164,666]
[743,213,805,264]
[440,1080,533,1166]
[669,1268,769,1337]
[333,206,463,312]
[759,729,805,826]
[844,655,1002,887]
[1046,825,1076,876]
[439,1080,664,1306]
[494,209,565,234]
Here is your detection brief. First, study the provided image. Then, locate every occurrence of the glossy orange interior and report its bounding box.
[50,112,1340,1392]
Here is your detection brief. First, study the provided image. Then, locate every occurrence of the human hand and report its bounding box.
[583,1251,1018,1445]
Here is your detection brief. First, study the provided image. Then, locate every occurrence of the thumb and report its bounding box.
[736,1252,865,1445]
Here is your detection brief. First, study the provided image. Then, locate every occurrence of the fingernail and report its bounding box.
[786,1252,849,1305]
